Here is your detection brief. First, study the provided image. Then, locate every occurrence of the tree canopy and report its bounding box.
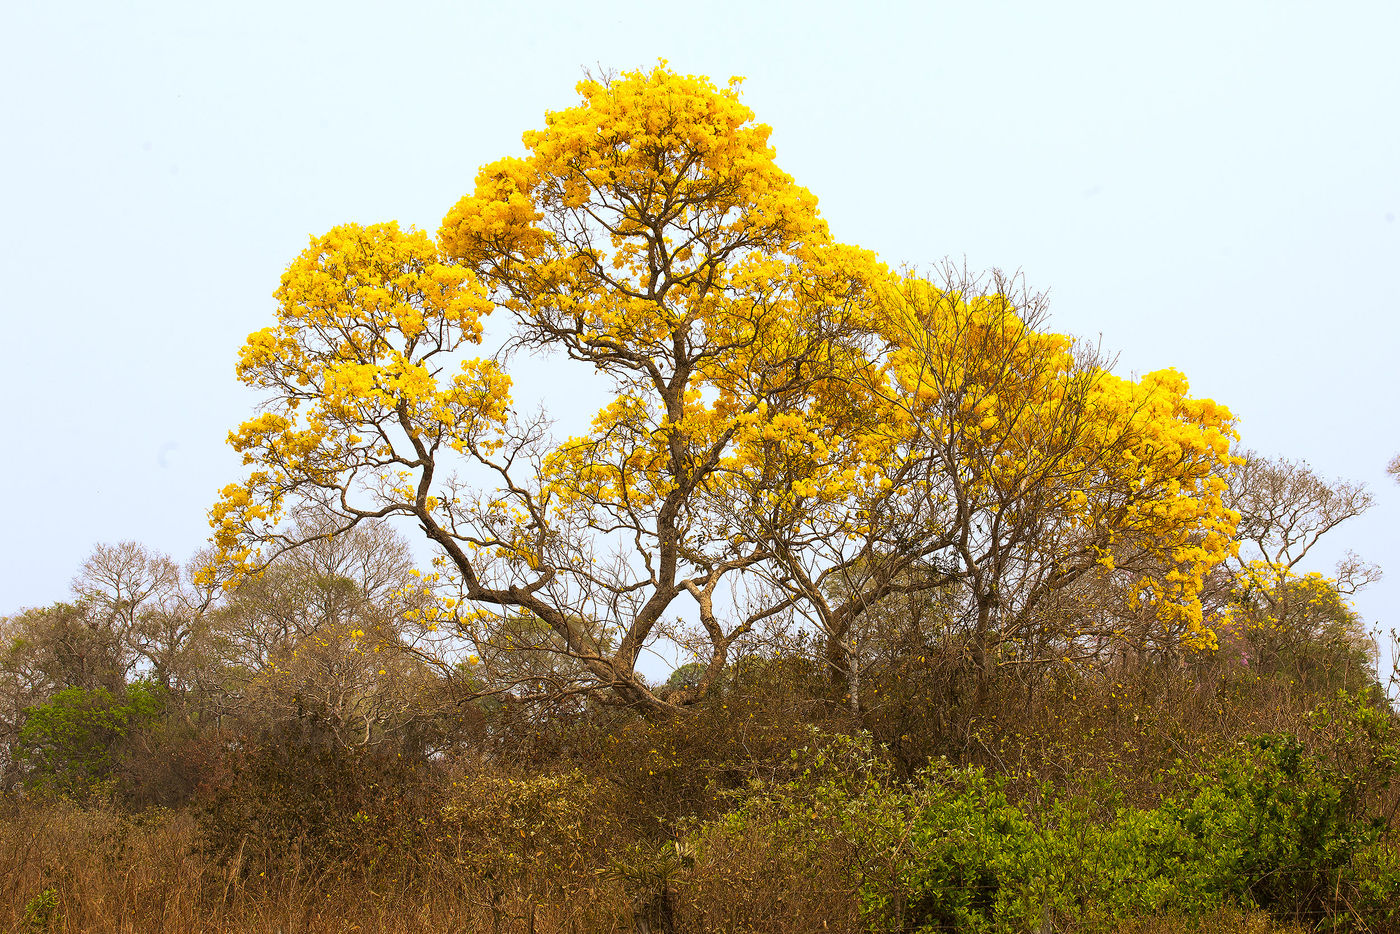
[211,65,1239,712]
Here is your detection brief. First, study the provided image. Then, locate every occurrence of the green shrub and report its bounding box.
[1164,695,1399,923]
[687,695,1400,932]
[20,887,61,933]
[17,681,164,798]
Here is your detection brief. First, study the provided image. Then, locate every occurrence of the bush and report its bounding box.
[17,681,164,798]
[196,728,439,878]
[1165,695,1399,923]
[436,766,628,930]
[680,695,1400,932]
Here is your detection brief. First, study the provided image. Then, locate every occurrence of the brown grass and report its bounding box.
[0,797,638,934]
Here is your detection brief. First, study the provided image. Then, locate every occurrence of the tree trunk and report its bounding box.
[633,884,675,934]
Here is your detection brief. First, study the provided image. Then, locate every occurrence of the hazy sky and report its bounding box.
[2,1,1396,663]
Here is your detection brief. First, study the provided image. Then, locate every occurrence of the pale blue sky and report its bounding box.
[2,2,1396,664]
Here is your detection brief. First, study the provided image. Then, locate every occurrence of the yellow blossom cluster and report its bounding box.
[212,222,511,579]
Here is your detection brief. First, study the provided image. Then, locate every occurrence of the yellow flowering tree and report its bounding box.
[734,265,1240,704]
[215,66,888,710]
[213,65,1242,712]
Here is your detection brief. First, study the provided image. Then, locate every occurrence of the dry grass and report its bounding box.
[0,798,637,934]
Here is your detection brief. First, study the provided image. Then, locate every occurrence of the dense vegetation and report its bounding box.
[3,66,1397,932]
